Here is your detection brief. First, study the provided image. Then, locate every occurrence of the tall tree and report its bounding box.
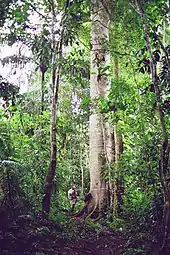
[88,0,113,215]
[135,0,170,252]
[42,1,62,216]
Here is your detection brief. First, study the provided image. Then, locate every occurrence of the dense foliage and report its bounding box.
[0,0,169,254]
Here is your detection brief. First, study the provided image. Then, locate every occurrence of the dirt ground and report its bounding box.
[0,214,124,255]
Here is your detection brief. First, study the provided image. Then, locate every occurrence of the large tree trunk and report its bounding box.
[88,0,113,215]
[135,1,170,252]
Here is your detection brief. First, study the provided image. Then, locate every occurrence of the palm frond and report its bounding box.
[0,55,31,66]
[0,160,27,170]
[0,160,28,181]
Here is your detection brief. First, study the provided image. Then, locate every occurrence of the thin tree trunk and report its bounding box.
[40,64,48,115]
[42,1,63,215]
[61,133,67,159]
[113,125,123,215]
[163,0,170,46]
[114,56,119,78]
[41,70,45,115]
[113,56,124,215]
[80,151,84,195]
[42,68,60,215]
[135,1,170,252]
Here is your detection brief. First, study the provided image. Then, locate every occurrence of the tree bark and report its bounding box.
[40,65,48,115]
[89,0,113,215]
[41,71,45,114]
[42,1,63,215]
[135,0,170,252]
[80,149,84,195]
[42,68,60,216]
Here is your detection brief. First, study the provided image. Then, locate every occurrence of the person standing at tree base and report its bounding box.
[68,184,78,212]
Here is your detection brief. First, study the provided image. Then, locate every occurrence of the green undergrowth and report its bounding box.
[105,206,162,254]
[52,211,103,241]
[0,190,163,255]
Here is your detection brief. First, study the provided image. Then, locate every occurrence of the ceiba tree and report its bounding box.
[88,0,113,215]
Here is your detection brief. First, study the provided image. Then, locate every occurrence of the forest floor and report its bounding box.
[1,207,169,255]
[0,213,124,255]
